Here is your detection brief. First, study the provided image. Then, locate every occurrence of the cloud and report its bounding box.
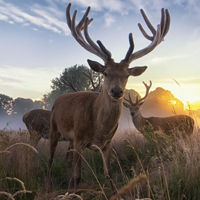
[0,13,8,21]
[0,65,62,99]
[32,28,38,31]
[67,0,127,13]
[0,76,22,83]
[104,13,115,27]
[31,7,68,35]
[0,1,70,36]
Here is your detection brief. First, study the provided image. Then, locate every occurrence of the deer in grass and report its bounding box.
[22,109,51,147]
[123,81,194,137]
[22,72,100,147]
[48,3,170,192]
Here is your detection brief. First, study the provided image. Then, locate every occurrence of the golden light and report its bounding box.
[171,100,177,105]
[126,81,200,110]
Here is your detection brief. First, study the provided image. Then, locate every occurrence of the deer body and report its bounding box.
[131,109,194,136]
[22,109,51,146]
[124,82,194,136]
[49,61,144,190]
[48,3,170,191]
[52,91,120,148]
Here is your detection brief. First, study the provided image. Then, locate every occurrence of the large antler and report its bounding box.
[123,9,170,64]
[124,81,152,107]
[83,70,101,92]
[66,3,112,63]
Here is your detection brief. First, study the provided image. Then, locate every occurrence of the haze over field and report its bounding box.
[0,0,200,110]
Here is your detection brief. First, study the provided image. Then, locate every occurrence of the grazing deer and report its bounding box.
[48,3,170,191]
[22,109,51,147]
[123,81,194,136]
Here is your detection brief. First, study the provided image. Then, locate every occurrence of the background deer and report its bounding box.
[123,81,194,137]
[48,3,170,191]
[22,71,100,147]
[22,109,51,147]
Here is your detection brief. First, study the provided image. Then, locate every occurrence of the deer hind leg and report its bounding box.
[48,124,60,176]
[65,141,73,189]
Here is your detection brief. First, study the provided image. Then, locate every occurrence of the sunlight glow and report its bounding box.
[126,81,200,110]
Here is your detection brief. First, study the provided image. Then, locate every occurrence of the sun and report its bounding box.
[171,100,177,105]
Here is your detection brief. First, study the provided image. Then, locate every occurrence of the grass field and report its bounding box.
[0,115,200,200]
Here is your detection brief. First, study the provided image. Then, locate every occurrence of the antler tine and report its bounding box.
[66,3,111,63]
[83,70,102,92]
[62,77,78,92]
[124,8,170,63]
[83,70,95,90]
[124,92,134,106]
[124,33,134,62]
[138,81,152,103]
[84,17,112,60]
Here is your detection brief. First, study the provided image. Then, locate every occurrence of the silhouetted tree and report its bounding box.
[43,64,102,109]
[142,87,185,116]
[33,100,45,109]
[0,94,13,115]
[12,98,34,115]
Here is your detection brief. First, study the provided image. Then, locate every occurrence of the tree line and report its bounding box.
[0,64,185,119]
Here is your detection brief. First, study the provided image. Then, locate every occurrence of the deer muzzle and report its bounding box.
[111,86,123,100]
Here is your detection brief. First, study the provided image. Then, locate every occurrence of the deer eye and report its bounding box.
[103,72,108,77]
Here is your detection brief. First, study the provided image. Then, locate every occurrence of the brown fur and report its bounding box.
[143,114,194,136]
[48,3,170,192]
[22,109,51,146]
[124,82,194,137]
[124,100,194,137]
[48,60,147,191]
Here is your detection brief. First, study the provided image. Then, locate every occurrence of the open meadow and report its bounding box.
[0,113,200,200]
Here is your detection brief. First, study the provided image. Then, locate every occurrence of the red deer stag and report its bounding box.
[22,109,51,147]
[123,81,194,137]
[48,3,170,191]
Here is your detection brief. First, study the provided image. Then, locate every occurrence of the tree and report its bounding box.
[52,64,92,92]
[43,64,102,109]
[0,94,13,116]
[12,98,34,115]
[142,87,185,116]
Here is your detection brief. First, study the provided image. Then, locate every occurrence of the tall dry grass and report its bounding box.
[0,114,200,199]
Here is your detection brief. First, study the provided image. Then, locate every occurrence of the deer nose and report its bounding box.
[131,112,134,116]
[111,87,123,99]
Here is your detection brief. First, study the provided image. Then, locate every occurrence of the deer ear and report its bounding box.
[123,102,131,108]
[139,101,144,106]
[87,59,105,72]
[128,66,147,76]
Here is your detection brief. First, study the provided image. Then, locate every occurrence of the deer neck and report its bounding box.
[94,87,123,137]
[132,110,146,133]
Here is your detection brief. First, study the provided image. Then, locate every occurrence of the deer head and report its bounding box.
[66,4,170,100]
[123,81,152,117]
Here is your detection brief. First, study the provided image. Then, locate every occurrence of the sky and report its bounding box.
[0,0,200,110]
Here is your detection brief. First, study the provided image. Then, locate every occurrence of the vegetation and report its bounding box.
[1,65,199,199]
[0,113,200,199]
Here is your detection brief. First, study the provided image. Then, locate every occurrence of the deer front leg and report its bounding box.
[69,142,83,191]
[65,141,74,189]
[48,129,60,177]
[46,127,60,192]
[29,131,41,147]
[102,142,116,194]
